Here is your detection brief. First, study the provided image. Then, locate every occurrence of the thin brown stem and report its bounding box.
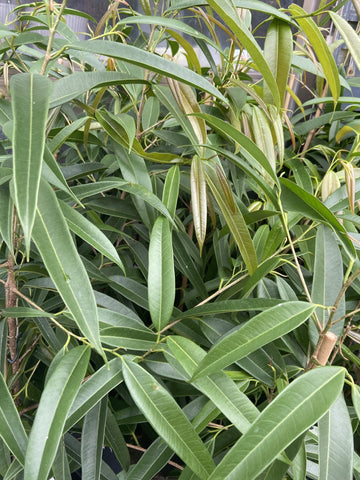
[306,267,360,370]
[126,443,184,470]
[5,250,20,402]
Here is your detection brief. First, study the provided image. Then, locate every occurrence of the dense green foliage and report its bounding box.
[0,0,360,478]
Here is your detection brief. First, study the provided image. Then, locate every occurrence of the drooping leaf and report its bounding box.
[173,298,281,321]
[263,19,293,106]
[191,155,207,254]
[49,72,148,108]
[280,178,355,258]
[96,110,179,163]
[24,346,90,480]
[329,12,360,75]
[81,397,107,480]
[205,163,258,275]
[197,113,279,187]
[148,217,175,332]
[105,408,130,472]
[167,336,259,433]
[310,225,344,344]
[192,301,316,379]
[162,165,180,220]
[31,179,104,355]
[318,394,353,480]
[205,0,280,107]
[165,0,295,25]
[59,200,125,272]
[0,372,28,465]
[289,4,340,102]
[65,357,123,431]
[10,73,53,255]
[122,357,215,480]
[67,40,227,103]
[208,366,345,480]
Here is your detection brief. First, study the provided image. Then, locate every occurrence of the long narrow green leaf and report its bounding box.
[174,298,281,320]
[205,163,258,275]
[310,225,344,344]
[105,408,130,472]
[59,200,125,272]
[96,110,179,164]
[197,113,279,187]
[205,0,280,107]
[32,179,104,355]
[48,117,87,152]
[42,145,80,204]
[65,357,123,431]
[10,73,53,255]
[81,398,107,480]
[4,460,23,480]
[289,4,340,102]
[280,178,355,257]
[192,301,316,379]
[52,439,72,480]
[117,15,223,54]
[167,336,259,433]
[125,437,174,480]
[0,183,13,252]
[263,19,293,106]
[24,346,90,480]
[122,357,215,480]
[50,72,148,108]
[148,217,175,332]
[251,106,276,175]
[162,165,180,219]
[67,40,227,103]
[0,372,28,465]
[165,0,295,25]
[329,12,360,73]
[208,366,345,480]
[63,433,118,480]
[318,394,353,480]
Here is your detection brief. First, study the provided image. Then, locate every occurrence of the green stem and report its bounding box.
[40,0,68,75]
